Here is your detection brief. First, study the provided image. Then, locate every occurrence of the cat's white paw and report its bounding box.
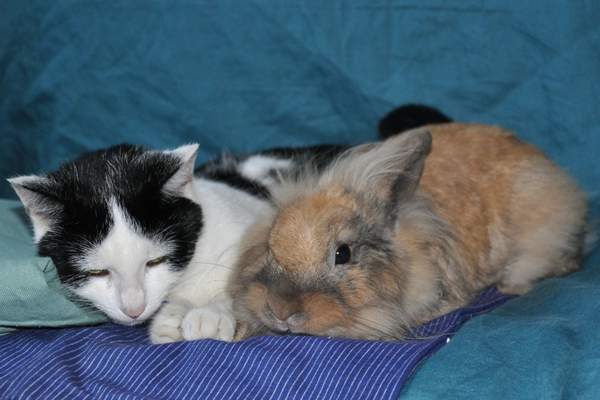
[149,303,187,344]
[181,304,236,342]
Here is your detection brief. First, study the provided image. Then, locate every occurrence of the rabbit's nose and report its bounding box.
[266,297,298,323]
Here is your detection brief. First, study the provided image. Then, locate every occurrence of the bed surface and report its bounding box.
[0,1,598,399]
[0,290,510,399]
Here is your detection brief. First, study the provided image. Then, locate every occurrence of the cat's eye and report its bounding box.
[87,269,110,277]
[146,256,168,267]
[335,244,351,265]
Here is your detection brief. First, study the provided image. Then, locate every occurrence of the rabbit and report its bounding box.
[229,123,588,341]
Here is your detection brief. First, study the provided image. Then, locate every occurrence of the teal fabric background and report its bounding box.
[0,1,598,398]
[1,1,599,197]
[402,244,600,399]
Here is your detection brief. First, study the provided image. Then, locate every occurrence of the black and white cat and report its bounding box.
[9,104,450,343]
[8,143,342,343]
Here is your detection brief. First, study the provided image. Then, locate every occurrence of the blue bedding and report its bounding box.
[0,290,509,399]
[0,1,599,399]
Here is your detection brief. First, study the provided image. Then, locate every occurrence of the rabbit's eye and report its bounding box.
[335,244,351,265]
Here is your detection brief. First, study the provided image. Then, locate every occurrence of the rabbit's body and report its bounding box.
[231,123,587,340]
[394,124,586,322]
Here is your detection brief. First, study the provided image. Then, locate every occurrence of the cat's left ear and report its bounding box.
[8,175,63,242]
[163,144,199,197]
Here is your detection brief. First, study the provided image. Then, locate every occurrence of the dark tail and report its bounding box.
[378,104,452,140]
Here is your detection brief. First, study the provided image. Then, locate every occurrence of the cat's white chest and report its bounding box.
[168,178,272,306]
[149,177,272,343]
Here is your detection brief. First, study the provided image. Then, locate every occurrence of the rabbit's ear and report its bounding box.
[322,127,432,202]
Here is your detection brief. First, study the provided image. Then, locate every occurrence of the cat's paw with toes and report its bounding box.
[181,304,236,342]
[149,303,187,344]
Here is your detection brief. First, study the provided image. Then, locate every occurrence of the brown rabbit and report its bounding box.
[229,123,587,340]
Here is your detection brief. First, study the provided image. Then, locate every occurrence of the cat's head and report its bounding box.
[9,144,203,325]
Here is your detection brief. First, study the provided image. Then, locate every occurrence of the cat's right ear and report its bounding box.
[162,143,199,197]
[8,175,62,242]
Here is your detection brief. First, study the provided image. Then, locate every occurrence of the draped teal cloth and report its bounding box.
[0,1,598,398]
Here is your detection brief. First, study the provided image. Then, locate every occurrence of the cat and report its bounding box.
[7,143,344,343]
[8,104,450,343]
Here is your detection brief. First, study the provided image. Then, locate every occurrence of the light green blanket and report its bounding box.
[0,199,106,334]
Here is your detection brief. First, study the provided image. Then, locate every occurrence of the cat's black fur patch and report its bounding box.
[196,160,272,199]
[29,144,203,286]
[196,144,347,199]
[200,104,450,199]
[261,144,348,172]
[378,104,452,139]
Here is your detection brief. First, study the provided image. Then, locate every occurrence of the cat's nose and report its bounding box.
[124,304,145,319]
[121,286,146,320]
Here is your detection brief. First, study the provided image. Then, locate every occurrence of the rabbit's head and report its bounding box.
[232,128,437,340]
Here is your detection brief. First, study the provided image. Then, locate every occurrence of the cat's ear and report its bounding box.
[323,127,432,203]
[8,175,63,242]
[162,144,199,196]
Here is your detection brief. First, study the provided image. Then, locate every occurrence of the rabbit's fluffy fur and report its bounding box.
[230,123,587,340]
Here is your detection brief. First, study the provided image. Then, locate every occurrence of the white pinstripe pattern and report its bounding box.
[193,342,240,399]
[150,341,217,398]
[244,337,299,399]
[222,336,286,400]
[352,343,404,400]
[331,340,380,400]
[271,338,321,400]
[311,340,365,400]
[215,338,262,399]
[295,338,334,400]
[374,344,421,399]
[0,288,509,400]
[263,338,316,400]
